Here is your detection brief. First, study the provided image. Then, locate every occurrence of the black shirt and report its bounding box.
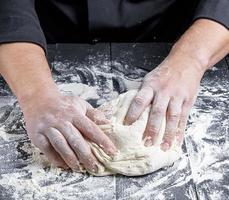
[0,0,229,53]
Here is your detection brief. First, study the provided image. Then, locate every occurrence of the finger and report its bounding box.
[34,134,68,169]
[58,122,101,173]
[176,100,192,147]
[86,104,110,125]
[73,115,117,156]
[124,86,154,125]
[45,128,80,171]
[161,98,182,151]
[144,93,170,146]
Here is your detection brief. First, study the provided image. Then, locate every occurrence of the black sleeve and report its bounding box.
[0,0,47,53]
[194,0,229,29]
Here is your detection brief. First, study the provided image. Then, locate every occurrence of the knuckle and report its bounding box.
[78,149,92,161]
[184,98,194,107]
[133,95,145,106]
[98,136,113,150]
[159,84,170,93]
[84,155,96,165]
[168,113,180,121]
[158,88,168,95]
[179,115,187,124]
[92,108,103,117]
[143,73,152,82]
[41,114,56,125]
[62,121,72,130]
[176,132,184,141]
[66,157,78,167]
[177,128,184,136]
[67,135,76,143]
[147,125,159,135]
[60,121,72,133]
[179,122,186,130]
[126,113,138,122]
[143,72,157,85]
[99,136,108,146]
[176,131,183,137]
[39,140,51,151]
[63,132,74,143]
[179,91,188,98]
[71,141,81,150]
[163,133,174,143]
[52,136,63,146]
[29,133,49,149]
[64,152,76,163]
[152,106,164,115]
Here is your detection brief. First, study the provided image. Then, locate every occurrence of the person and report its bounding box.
[0,0,228,173]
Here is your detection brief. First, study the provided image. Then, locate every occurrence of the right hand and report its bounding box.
[21,90,117,173]
[0,43,116,173]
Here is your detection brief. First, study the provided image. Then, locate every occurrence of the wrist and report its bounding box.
[18,81,60,109]
[168,42,210,74]
[0,43,60,109]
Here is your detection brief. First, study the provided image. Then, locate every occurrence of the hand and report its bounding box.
[124,57,205,151]
[0,43,116,172]
[22,91,117,173]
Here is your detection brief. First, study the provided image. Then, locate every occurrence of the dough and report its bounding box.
[89,90,182,176]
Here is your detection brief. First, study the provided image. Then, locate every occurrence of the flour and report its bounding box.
[0,81,116,200]
[0,141,115,200]
[0,58,228,199]
[58,83,100,99]
[186,111,225,184]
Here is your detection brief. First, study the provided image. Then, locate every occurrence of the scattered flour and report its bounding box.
[58,83,100,99]
[0,59,228,199]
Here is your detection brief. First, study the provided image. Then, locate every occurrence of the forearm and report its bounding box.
[167,19,229,73]
[0,43,58,107]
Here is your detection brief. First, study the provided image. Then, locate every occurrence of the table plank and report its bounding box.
[0,43,228,200]
[185,59,229,200]
[111,43,169,71]
[111,43,197,200]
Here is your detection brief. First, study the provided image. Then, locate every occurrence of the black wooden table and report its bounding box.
[0,43,228,200]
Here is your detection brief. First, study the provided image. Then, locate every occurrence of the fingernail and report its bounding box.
[62,165,70,170]
[96,118,110,125]
[99,142,117,157]
[72,166,80,171]
[176,134,184,145]
[102,118,111,124]
[161,142,170,151]
[144,139,153,147]
[123,120,128,126]
[57,165,69,170]
[91,164,98,173]
[53,161,68,169]
[123,118,132,126]
[107,148,117,157]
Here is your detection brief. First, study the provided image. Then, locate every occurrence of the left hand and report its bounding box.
[124,57,205,151]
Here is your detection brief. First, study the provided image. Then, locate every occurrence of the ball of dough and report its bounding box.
[89,90,182,176]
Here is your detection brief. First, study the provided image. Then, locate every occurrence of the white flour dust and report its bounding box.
[0,59,228,199]
[58,83,100,99]
[0,83,116,200]
[0,144,114,200]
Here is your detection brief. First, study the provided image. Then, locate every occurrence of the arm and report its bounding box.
[170,19,229,71]
[0,43,56,105]
[0,0,116,172]
[125,19,229,150]
[0,43,116,172]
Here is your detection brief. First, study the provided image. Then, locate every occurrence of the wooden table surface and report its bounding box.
[0,43,228,200]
